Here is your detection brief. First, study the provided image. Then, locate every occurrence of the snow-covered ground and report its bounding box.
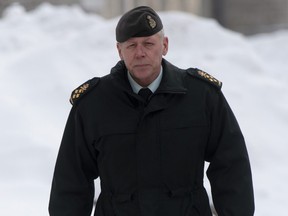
[0,3,287,215]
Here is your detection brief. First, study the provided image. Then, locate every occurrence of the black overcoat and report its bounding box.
[49,59,254,216]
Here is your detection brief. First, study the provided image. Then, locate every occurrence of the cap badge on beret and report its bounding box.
[147,15,156,29]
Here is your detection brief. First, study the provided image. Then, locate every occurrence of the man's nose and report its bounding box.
[135,45,145,57]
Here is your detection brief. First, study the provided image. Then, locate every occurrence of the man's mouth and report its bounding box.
[134,64,150,68]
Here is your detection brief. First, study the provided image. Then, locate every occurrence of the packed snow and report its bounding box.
[0,3,287,216]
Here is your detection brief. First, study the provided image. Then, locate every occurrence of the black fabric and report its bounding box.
[116,6,163,42]
[138,88,152,102]
[49,59,254,216]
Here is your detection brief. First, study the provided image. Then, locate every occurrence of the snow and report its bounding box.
[0,3,287,216]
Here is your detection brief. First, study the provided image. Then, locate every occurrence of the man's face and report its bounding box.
[117,32,168,87]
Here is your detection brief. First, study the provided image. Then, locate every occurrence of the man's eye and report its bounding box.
[145,42,154,46]
[127,44,136,48]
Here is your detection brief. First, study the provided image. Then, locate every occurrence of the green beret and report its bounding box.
[116,6,163,43]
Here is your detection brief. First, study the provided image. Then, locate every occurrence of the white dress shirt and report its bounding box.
[127,67,163,94]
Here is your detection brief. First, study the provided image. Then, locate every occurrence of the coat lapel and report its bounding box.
[156,59,187,94]
[148,59,187,113]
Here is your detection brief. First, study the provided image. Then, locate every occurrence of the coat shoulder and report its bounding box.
[69,77,100,105]
[187,68,222,90]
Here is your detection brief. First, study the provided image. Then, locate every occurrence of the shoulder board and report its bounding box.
[187,68,222,90]
[69,77,100,105]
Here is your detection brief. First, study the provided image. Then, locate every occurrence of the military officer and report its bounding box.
[49,6,254,216]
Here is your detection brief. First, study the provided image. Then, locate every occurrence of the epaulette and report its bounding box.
[69,77,100,105]
[187,68,222,90]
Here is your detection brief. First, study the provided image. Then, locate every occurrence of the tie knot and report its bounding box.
[138,88,152,102]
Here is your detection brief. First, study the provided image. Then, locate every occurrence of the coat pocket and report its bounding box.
[94,192,139,216]
[157,186,212,216]
[155,187,195,216]
[111,192,139,216]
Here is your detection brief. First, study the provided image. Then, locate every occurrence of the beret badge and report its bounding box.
[147,15,157,29]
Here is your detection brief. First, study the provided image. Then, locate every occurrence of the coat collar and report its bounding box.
[110,58,187,95]
[156,59,187,94]
[110,59,187,113]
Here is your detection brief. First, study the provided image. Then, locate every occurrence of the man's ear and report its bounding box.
[162,37,169,56]
[117,43,124,60]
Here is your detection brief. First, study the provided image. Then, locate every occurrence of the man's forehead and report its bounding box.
[125,34,159,43]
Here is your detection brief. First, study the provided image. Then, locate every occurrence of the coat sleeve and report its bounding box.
[205,90,255,216]
[49,106,99,216]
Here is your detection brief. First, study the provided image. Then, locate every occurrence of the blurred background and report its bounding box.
[1,0,288,35]
[0,1,288,216]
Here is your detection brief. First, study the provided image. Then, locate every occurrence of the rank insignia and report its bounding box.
[147,15,157,29]
[69,77,100,105]
[70,83,89,103]
[187,68,222,90]
[197,70,222,88]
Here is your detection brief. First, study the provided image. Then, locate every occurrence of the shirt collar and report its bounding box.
[127,66,163,94]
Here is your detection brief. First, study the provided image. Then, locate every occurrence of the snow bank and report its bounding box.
[0,3,287,216]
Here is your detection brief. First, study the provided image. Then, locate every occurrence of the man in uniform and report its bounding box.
[49,6,254,216]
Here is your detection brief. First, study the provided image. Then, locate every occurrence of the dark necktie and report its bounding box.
[138,88,152,102]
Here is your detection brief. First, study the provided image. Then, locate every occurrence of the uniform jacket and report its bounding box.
[49,59,254,216]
